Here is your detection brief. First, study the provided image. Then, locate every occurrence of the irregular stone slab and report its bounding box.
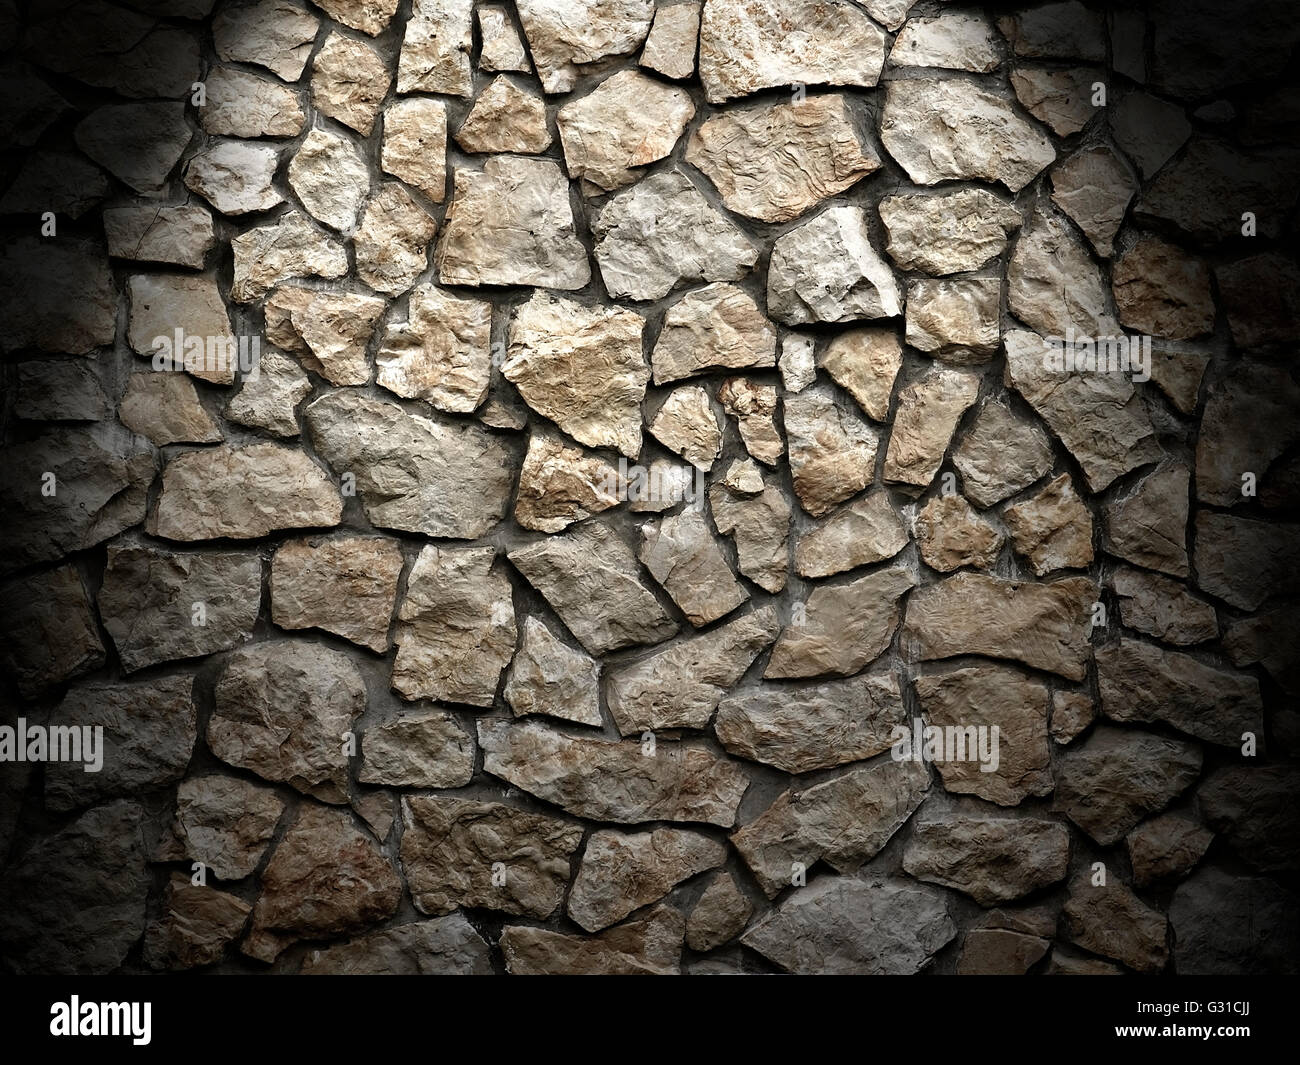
[1050,145,1137,258]
[651,284,776,385]
[0,800,147,974]
[903,816,1069,905]
[1054,724,1201,844]
[606,607,779,734]
[649,386,722,472]
[1195,512,1300,611]
[171,773,284,881]
[376,284,490,410]
[1147,340,1210,416]
[201,66,305,138]
[454,76,551,154]
[382,97,447,201]
[0,237,115,355]
[127,272,239,385]
[904,572,1096,681]
[719,378,782,465]
[478,5,530,71]
[884,366,981,488]
[1008,207,1118,338]
[639,507,747,626]
[271,536,401,652]
[1170,866,1300,975]
[904,278,1000,363]
[698,0,887,104]
[640,1,700,79]
[686,871,751,952]
[1003,473,1093,575]
[288,127,369,232]
[120,373,220,446]
[1111,567,1217,646]
[508,522,678,655]
[144,875,251,971]
[516,0,654,94]
[1062,877,1168,974]
[734,758,929,897]
[505,292,647,457]
[686,94,879,223]
[1199,766,1300,873]
[515,432,623,533]
[1217,253,1300,350]
[505,617,602,727]
[569,828,725,931]
[818,327,900,421]
[305,390,513,538]
[1045,949,1123,975]
[593,168,758,301]
[231,211,348,302]
[879,188,1021,276]
[438,156,590,289]
[783,385,878,516]
[1111,92,1190,178]
[780,334,817,393]
[75,102,191,194]
[226,349,311,437]
[558,69,694,192]
[393,546,515,707]
[45,675,197,813]
[794,492,908,577]
[715,671,904,774]
[958,929,1050,975]
[245,804,401,963]
[355,182,437,296]
[1100,464,1189,577]
[709,483,790,593]
[213,0,319,80]
[312,32,390,135]
[914,664,1053,805]
[502,904,683,975]
[303,913,491,975]
[1009,67,1098,136]
[97,543,260,674]
[1224,608,1300,695]
[767,565,916,679]
[1004,329,1161,493]
[103,202,215,269]
[1127,814,1213,887]
[768,205,902,324]
[353,793,394,843]
[210,641,366,804]
[998,1,1105,59]
[10,361,111,423]
[478,719,749,826]
[890,12,1000,71]
[1196,363,1300,508]
[397,0,473,96]
[913,494,1004,572]
[881,78,1054,191]
[1113,234,1214,340]
[313,0,398,36]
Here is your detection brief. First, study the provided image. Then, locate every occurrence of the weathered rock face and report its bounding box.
[287,127,370,232]
[1127,814,1213,888]
[397,0,474,96]
[958,928,1051,975]
[355,183,437,296]
[376,284,489,410]
[880,188,1021,276]
[649,386,723,472]
[1008,208,1119,339]
[795,492,907,578]
[230,211,348,301]
[652,284,776,385]
[710,481,790,592]
[1101,464,1190,577]
[1062,876,1169,974]
[271,536,403,653]
[382,97,446,200]
[817,327,901,422]
[1111,567,1217,646]
[719,377,783,465]
[1194,512,1300,612]
[312,33,390,135]
[502,904,684,975]
[641,505,745,625]
[1002,473,1094,575]
[201,66,305,138]
[891,12,1000,70]
[1170,866,1300,975]
[904,278,1001,362]
[226,350,311,437]
[953,398,1055,508]
[641,1,700,79]
[515,432,624,533]
[359,710,474,789]
[1,570,103,698]
[686,871,751,953]
[266,285,386,386]
[1050,145,1137,258]
[505,617,603,727]
[144,876,251,971]
[884,366,981,488]
[914,494,1004,572]
[515,0,653,93]
[783,385,879,516]
[455,76,551,154]
[1196,362,1300,508]
[302,913,492,976]
[170,773,285,881]
[903,816,1070,905]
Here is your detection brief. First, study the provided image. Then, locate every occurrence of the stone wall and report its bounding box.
[0,0,1298,975]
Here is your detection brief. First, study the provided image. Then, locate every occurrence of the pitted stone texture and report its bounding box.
[376,285,491,411]
[516,0,655,94]
[505,617,603,727]
[651,284,776,385]
[502,904,684,975]
[397,0,474,96]
[639,507,746,626]
[641,1,700,80]
[879,188,1021,276]
[903,816,1070,906]
[302,913,491,975]
[719,378,783,465]
[710,483,791,593]
[202,66,306,138]
[271,536,401,653]
[890,12,1000,71]
[783,385,879,516]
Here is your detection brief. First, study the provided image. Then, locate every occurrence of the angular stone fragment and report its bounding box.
[376,284,489,409]
[718,378,782,465]
[508,523,677,655]
[245,804,401,963]
[1196,363,1300,508]
[570,828,725,931]
[999,1,1105,59]
[779,333,817,393]
[1009,67,1098,136]
[903,816,1069,905]
[1055,725,1201,844]
[1100,464,1189,577]
[0,238,115,355]
[313,0,398,36]
[382,97,447,201]
[75,102,191,194]
[766,566,916,679]
[393,546,515,707]
[288,127,369,232]
[958,929,1050,975]
[686,871,750,952]
[213,0,319,80]
[1170,866,1300,975]
[515,432,623,533]
[505,617,602,727]
[226,350,311,437]
[312,32,390,135]
[397,0,473,96]
[733,758,930,897]
[1009,207,1118,338]
[170,774,285,881]
[719,459,763,495]
[890,12,1000,71]
[1127,814,1213,887]
[11,361,111,423]
[104,203,215,269]
[558,69,694,192]
[715,671,904,774]
[306,390,513,538]
[1003,473,1093,575]
[1050,145,1137,258]
[45,675,197,813]
[650,387,722,472]
[478,719,749,826]
[914,664,1054,805]
[639,507,746,626]
[1111,566,1216,645]
[210,641,366,804]
[201,66,305,138]
[1224,608,1300,695]
[516,0,654,94]
[231,211,348,301]
[818,328,900,421]
[271,536,401,652]
[119,373,221,446]
[768,205,902,325]
[904,572,1096,681]
[354,183,436,296]
[686,94,879,223]
[783,385,878,516]
[502,904,684,975]
[127,272,237,385]
[1199,766,1300,873]
[358,711,474,789]
[652,284,776,385]
[884,366,981,488]
[1113,234,1214,341]
[881,78,1054,191]
[698,0,887,104]
[144,876,251,971]
[904,278,1000,363]
[914,494,1004,572]
[478,5,530,71]
[303,913,490,975]
[795,492,908,577]
[1004,329,1161,493]
[454,76,551,154]
[606,607,779,734]
[709,483,790,593]
[505,293,647,456]
[593,168,758,301]
[1062,877,1168,974]
[641,1,700,79]
[879,188,1021,275]
[1147,340,1210,416]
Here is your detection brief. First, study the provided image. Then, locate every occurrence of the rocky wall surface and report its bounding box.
[0,0,1298,975]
